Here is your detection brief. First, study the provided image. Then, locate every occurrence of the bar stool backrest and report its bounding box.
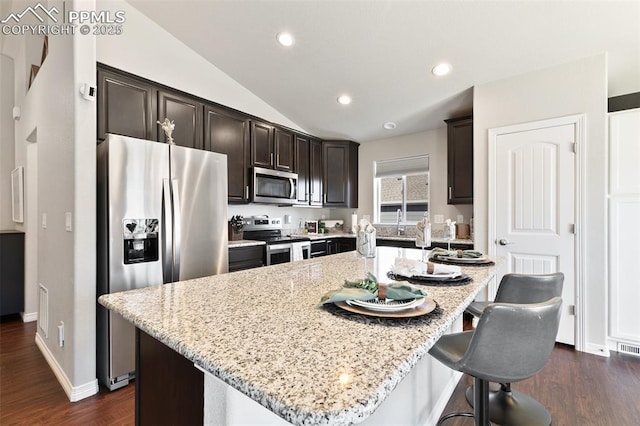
[461,297,563,384]
[495,272,564,304]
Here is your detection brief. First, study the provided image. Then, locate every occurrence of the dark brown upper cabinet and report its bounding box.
[274,128,295,171]
[250,122,294,172]
[157,90,203,150]
[250,121,275,168]
[309,139,323,206]
[204,104,250,203]
[445,116,473,204]
[295,135,310,204]
[322,140,359,208]
[97,68,156,141]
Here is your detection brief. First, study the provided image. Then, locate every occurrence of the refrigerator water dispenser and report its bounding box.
[123,219,159,264]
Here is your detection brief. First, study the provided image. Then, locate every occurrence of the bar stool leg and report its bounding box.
[473,377,490,426]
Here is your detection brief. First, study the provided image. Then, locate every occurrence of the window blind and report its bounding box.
[374,155,429,178]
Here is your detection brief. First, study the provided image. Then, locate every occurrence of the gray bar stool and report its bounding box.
[466,273,564,425]
[429,297,563,426]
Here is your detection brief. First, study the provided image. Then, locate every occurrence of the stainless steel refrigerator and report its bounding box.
[97,133,228,390]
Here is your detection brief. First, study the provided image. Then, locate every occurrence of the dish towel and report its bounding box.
[416,216,431,247]
[353,219,376,257]
[391,257,461,278]
[291,242,305,261]
[430,247,484,259]
[320,281,428,305]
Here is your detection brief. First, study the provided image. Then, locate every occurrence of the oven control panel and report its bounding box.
[244,216,282,231]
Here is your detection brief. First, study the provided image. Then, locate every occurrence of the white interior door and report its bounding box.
[492,121,576,345]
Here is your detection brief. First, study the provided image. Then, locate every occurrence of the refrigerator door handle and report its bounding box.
[162,178,173,284]
[171,179,182,282]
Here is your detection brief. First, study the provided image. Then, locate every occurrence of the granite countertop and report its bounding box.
[228,239,266,248]
[99,247,498,425]
[289,232,355,240]
[291,232,473,246]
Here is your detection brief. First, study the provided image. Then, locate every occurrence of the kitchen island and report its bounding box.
[99,247,499,425]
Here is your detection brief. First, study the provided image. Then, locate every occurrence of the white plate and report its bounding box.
[438,255,487,264]
[413,271,461,280]
[346,297,425,312]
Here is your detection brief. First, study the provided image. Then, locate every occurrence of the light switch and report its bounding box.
[42,213,47,228]
[65,212,72,232]
[457,215,464,224]
[434,214,444,224]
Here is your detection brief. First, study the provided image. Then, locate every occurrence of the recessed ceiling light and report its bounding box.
[337,94,352,105]
[276,32,294,47]
[432,62,452,77]
[383,122,397,130]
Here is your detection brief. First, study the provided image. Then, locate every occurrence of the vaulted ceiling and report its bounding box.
[127,1,640,141]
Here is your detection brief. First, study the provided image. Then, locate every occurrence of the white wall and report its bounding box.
[95,0,305,133]
[357,128,473,227]
[0,54,15,229]
[474,54,608,354]
[2,0,98,400]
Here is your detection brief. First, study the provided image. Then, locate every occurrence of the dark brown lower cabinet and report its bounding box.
[327,238,356,255]
[228,245,265,272]
[0,231,25,316]
[135,329,203,426]
[376,239,474,250]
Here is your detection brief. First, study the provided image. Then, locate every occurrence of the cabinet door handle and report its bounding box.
[245,185,249,199]
[448,187,452,199]
[270,153,274,166]
[277,154,280,167]
[324,194,327,204]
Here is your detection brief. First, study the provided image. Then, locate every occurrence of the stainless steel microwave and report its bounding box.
[252,167,298,204]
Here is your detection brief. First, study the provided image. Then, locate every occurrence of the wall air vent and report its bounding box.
[617,343,640,357]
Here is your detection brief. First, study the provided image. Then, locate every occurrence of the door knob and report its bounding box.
[498,239,514,246]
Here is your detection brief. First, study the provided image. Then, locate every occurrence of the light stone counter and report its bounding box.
[228,239,267,248]
[291,232,473,246]
[99,247,499,425]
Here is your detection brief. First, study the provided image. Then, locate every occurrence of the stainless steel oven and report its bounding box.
[243,216,310,265]
[266,241,311,266]
[252,167,298,205]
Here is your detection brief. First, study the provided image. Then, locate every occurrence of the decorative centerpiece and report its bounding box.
[157,118,175,145]
[228,215,244,241]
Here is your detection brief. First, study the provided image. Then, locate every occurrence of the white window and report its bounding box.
[374,155,429,224]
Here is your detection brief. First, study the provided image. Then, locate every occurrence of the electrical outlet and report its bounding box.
[434,214,444,224]
[58,321,64,347]
[457,215,464,224]
[42,213,47,229]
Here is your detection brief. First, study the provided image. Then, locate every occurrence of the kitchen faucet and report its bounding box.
[396,209,405,236]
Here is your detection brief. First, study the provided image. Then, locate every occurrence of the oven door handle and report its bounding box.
[267,243,293,252]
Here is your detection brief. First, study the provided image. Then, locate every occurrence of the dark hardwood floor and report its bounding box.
[2,314,639,425]
[0,315,134,425]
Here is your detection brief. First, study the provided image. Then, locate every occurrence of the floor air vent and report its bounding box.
[617,343,640,357]
[38,284,49,338]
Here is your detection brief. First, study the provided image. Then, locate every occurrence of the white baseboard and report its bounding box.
[584,342,610,357]
[34,333,99,402]
[21,311,37,322]
[423,371,463,426]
